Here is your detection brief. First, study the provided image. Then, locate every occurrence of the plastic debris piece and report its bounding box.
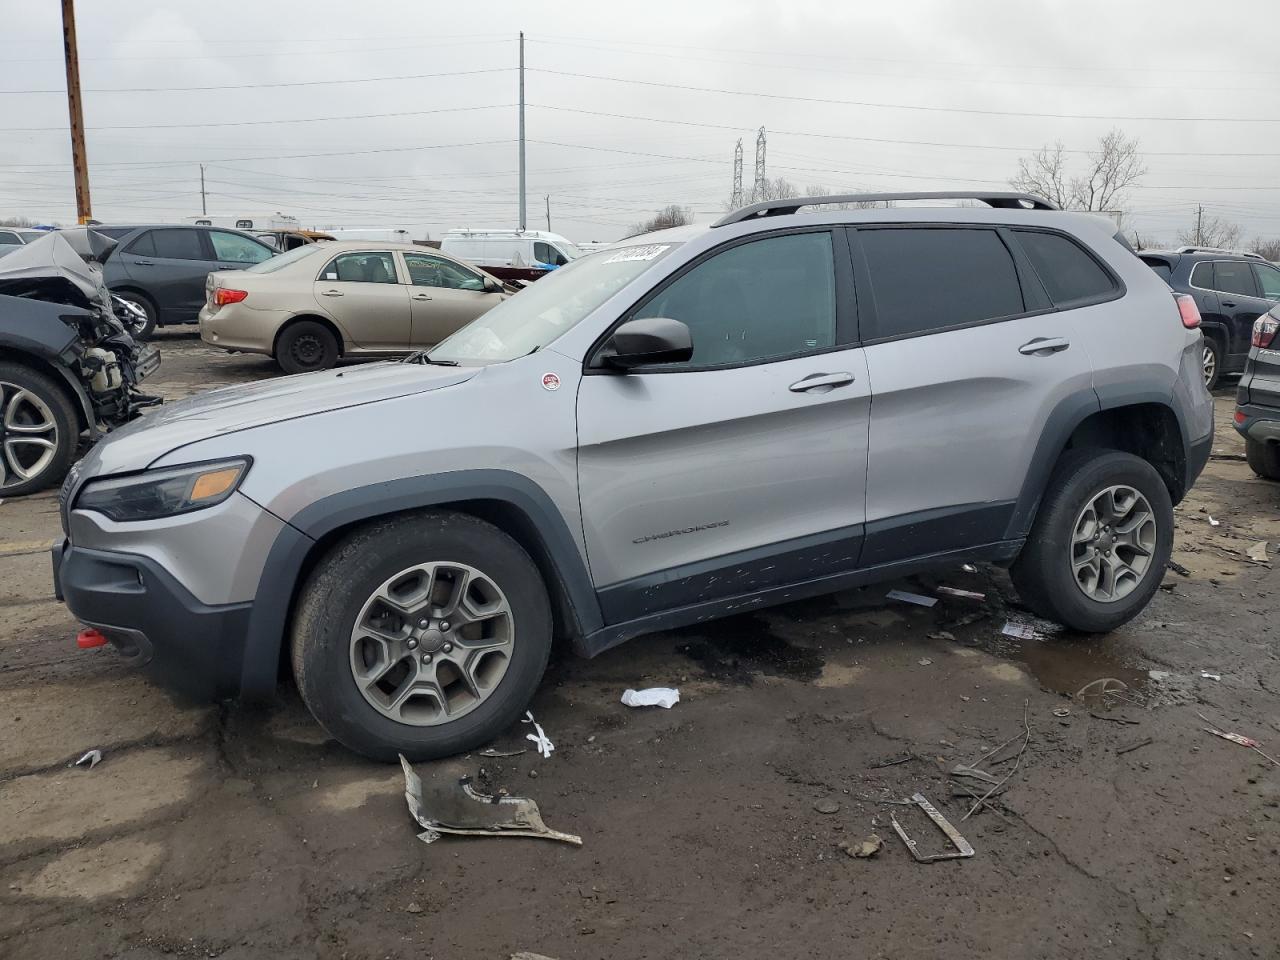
[522,711,555,759]
[890,793,975,862]
[961,563,978,574]
[886,589,937,607]
[918,658,933,666]
[620,687,680,709]
[1002,621,1042,641]
[479,748,527,758]
[1200,672,1222,681]
[1052,707,1071,718]
[73,749,101,769]
[813,798,840,815]
[1247,541,1270,564]
[1166,559,1192,577]
[1203,727,1258,749]
[839,834,883,859]
[1208,515,1220,527]
[1116,736,1154,755]
[399,755,582,846]
[936,586,985,601]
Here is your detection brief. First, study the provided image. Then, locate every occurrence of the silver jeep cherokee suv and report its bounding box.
[52,192,1214,761]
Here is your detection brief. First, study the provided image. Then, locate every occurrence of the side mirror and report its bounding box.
[602,317,693,369]
[483,276,502,293]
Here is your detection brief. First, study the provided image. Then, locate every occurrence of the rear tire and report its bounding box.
[1202,336,1222,390]
[0,362,79,497]
[1011,449,1173,633]
[1245,438,1280,481]
[276,320,339,374]
[290,511,553,762]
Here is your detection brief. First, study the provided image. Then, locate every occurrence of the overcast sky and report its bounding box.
[2,0,1278,244]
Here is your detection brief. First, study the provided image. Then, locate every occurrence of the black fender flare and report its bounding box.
[238,469,603,699]
[1006,384,1189,540]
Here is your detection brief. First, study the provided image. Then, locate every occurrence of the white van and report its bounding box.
[189,214,300,232]
[441,229,581,271]
[322,228,416,243]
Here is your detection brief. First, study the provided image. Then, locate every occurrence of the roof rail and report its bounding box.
[712,191,1058,227]
[1175,245,1264,260]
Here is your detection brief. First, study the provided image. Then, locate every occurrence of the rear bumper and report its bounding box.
[52,539,251,700]
[1233,403,1280,443]
[1186,428,1213,490]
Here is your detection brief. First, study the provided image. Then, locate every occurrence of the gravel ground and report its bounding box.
[1,328,1277,960]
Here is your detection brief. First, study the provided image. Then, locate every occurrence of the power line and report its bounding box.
[530,104,1280,159]
[5,38,514,63]
[0,103,514,133]
[0,67,514,95]
[528,69,1280,123]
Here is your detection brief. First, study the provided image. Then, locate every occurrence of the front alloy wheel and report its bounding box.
[350,561,514,725]
[1069,484,1157,602]
[0,383,58,488]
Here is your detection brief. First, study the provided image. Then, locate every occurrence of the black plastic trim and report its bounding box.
[580,539,1023,658]
[239,470,603,699]
[597,523,865,623]
[861,501,1016,566]
[55,541,251,700]
[1006,388,1102,538]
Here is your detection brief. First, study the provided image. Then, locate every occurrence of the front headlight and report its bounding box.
[75,458,251,522]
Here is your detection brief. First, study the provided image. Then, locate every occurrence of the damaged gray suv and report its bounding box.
[53,192,1214,761]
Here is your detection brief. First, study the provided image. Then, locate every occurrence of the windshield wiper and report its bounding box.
[402,350,458,366]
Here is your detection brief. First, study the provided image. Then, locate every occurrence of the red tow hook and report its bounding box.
[76,628,109,649]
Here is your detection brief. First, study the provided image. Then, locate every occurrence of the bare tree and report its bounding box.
[1178,212,1242,249]
[1249,237,1280,261]
[627,204,693,237]
[1010,128,1146,213]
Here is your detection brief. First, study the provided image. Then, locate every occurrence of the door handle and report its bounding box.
[789,371,855,393]
[1221,300,1237,308]
[411,293,432,301]
[1018,337,1070,356]
[320,289,344,297]
[135,260,154,266]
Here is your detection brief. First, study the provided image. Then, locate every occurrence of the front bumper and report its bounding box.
[1234,402,1280,443]
[52,539,251,700]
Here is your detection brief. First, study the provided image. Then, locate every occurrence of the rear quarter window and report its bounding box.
[1014,230,1117,305]
[1141,257,1174,282]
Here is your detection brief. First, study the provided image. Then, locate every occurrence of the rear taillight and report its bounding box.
[1174,293,1201,329]
[214,288,248,306]
[1252,314,1278,349]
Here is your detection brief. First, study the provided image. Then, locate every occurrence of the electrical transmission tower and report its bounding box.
[731,139,744,209]
[752,127,767,202]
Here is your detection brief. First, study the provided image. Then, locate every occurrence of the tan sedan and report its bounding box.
[198,240,510,373]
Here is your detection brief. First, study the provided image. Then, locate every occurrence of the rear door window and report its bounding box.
[1213,261,1259,298]
[858,227,1024,339]
[149,228,205,261]
[1253,262,1280,299]
[210,230,272,263]
[1190,262,1215,289]
[320,252,397,283]
[1015,230,1117,305]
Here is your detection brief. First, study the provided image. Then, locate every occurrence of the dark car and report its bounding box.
[1140,247,1280,389]
[1234,304,1280,480]
[0,227,51,256]
[93,225,275,338]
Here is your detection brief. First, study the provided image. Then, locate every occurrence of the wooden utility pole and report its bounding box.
[518,32,526,231]
[200,164,207,216]
[60,0,92,224]
[545,195,550,231]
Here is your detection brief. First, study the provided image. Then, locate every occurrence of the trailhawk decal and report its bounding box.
[633,520,729,545]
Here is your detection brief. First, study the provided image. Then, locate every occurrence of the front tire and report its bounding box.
[290,511,553,762]
[1011,450,1173,633]
[1245,438,1280,481]
[276,320,339,374]
[0,362,78,497]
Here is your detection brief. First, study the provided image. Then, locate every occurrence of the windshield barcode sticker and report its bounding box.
[603,244,670,264]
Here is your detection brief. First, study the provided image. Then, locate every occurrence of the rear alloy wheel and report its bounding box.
[1011,450,1173,633]
[0,363,78,496]
[276,320,339,374]
[1245,438,1280,481]
[1202,337,1222,390]
[291,511,553,761]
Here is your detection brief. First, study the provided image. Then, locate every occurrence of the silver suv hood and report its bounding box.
[82,361,479,477]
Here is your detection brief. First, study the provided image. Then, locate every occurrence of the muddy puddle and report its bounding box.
[675,614,825,683]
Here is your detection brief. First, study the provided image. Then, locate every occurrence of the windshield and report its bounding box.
[245,242,322,274]
[428,241,679,364]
